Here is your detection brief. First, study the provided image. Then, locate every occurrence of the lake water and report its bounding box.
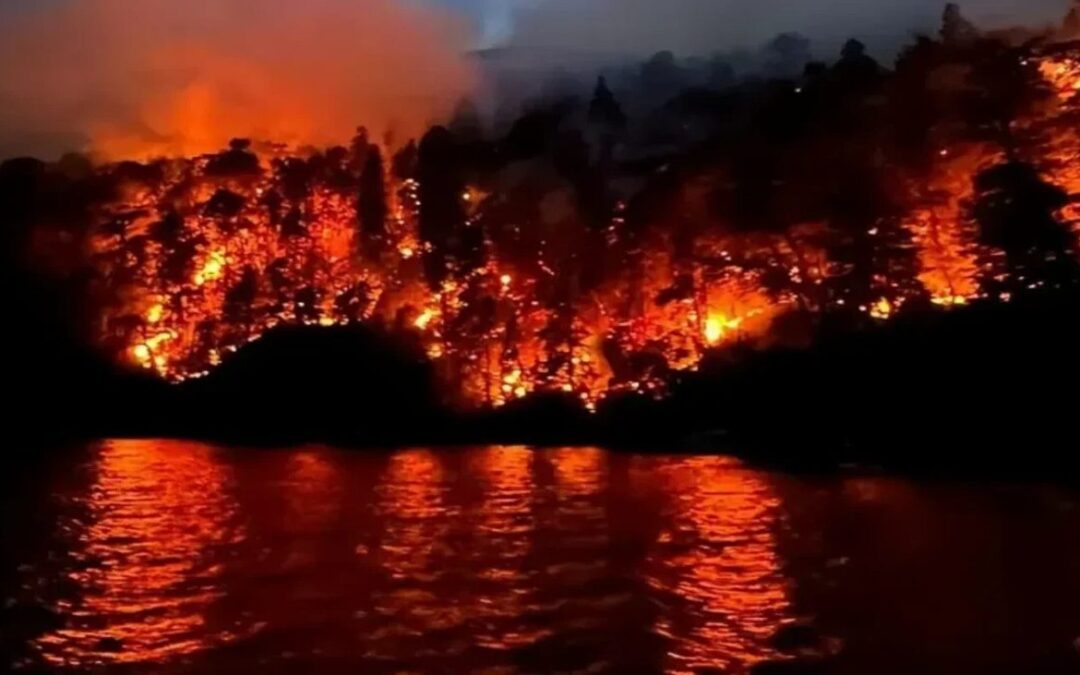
[4,440,1080,674]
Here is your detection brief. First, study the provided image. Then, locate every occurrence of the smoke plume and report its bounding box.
[0,0,477,160]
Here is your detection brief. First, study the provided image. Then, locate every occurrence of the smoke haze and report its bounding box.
[505,0,1071,58]
[0,0,477,160]
[1,0,1074,160]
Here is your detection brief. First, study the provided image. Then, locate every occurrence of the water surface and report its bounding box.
[4,440,1080,673]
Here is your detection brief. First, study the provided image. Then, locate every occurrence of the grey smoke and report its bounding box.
[501,0,1071,59]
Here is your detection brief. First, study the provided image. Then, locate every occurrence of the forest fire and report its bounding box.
[62,34,1080,410]
[89,141,796,409]
[10,5,1080,675]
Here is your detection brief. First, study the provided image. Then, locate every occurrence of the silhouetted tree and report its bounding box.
[973,161,1076,288]
[707,57,736,89]
[418,126,480,289]
[205,139,261,177]
[964,40,1050,154]
[349,127,371,175]
[834,39,881,90]
[0,158,46,269]
[294,286,321,324]
[505,101,574,160]
[311,146,352,189]
[889,35,946,167]
[641,50,686,102]
[765,33,812,78]
[358,146,387,260]
[56,152,93,181]
[391,140,418,181]
[941,3,978,47]
[154,211,200,286]
[449,98,484,142]
[224,266,258,324]
[1065,3,1080,36]
[150,209,184,248]
[829,207,922,312]
[281,205,306,238]
[275,158,312,203]
[552,129,609,233]
[588,77,627,165]
[261,188,284,226]
[204,188,246,221]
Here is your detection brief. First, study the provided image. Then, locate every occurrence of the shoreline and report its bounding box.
[9,287,1080,480]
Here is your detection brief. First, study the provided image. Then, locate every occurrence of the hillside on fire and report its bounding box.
[4,4,1080,461]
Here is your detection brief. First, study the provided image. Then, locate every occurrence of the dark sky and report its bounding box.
[3,0,1073,53]
[446,0,1071,56]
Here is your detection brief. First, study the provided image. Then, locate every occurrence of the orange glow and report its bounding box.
[869,297,893,320]
[84,146,798,409]
[637,455,794,672]
[132,343,151,364]
[1033,49,1080,240]
[704,316,725,345]
[33,440,247,668]
[192,249,226,286]
[374,449,449,598]
[414,309,435,330]
[903,142,999,306]
[704,313,743,345]
[145,303,164,324]
[80,43,1080,411]
[1039,56,1080,101]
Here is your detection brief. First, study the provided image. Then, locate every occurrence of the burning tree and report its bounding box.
[10,15,1080,412]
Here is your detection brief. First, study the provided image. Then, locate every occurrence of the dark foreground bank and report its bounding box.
[8,288,1080,474]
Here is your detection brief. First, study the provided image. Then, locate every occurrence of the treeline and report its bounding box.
[2,3,1080,409]
[412,2,1080,317]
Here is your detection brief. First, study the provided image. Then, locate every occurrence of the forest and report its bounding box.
[3,3,1080,415]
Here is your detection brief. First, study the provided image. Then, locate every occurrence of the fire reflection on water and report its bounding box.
[21,443,795,672]
[636,455,794,673]
[31,440,246,668]
[463,446,541,651]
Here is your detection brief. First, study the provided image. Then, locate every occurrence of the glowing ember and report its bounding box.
[132,344,152,365]
[869,298,893,320]
[145,303,164,324]
[414,309,435,330]
[70,40,1080,412]
[704,314,742,345]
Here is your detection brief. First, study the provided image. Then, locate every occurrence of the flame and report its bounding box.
[132,343,152,365]
[80,141,952,407]
[1039,56,1080,101]
[193,249,226,286]
[869,298,893,320]
[414,309,436,330]
[704,314,742,345]
[1034,50,1080,238]
[145,303,164,324]
[75,42,1080,411]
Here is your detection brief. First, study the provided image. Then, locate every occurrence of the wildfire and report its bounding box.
[73,40,1080,412]
[414,309,435,330]
[704,314,742,345]
[868,298,894,320]
[193,249,227,286]
[1039,55,1080,101]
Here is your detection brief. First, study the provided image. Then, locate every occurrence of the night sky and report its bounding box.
[1,0,1072,52]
